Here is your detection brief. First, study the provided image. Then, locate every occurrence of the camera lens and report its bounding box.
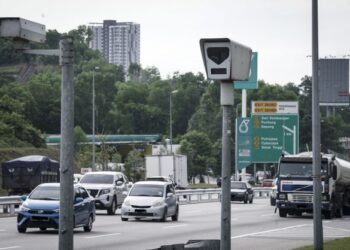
[207,47,229,65]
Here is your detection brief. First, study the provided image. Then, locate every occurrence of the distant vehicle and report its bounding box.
[230,181,254,204]
[79,171,130,215]
[146,176,176,187]
[262,179,274,187]
[74,173,83,184]
[121,181,179,222]
[17,183,95,233]
[2,155,60,195]
[145,155,188,189]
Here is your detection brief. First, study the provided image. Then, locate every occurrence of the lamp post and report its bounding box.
[92,66,99,171]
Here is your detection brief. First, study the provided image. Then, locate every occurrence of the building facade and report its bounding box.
[89,20,140,73]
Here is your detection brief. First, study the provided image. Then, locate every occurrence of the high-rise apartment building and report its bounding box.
[89,20,140,73]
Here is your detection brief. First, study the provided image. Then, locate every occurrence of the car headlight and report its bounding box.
[152,200,164,207]
[123,199,131,206]
[19,205,30,212]
[99,189,111,196]
[278,193,287,200]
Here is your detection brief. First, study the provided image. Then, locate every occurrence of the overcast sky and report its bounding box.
[1,0,349,85]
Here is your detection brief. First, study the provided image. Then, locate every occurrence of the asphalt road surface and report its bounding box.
[1,199,350,250]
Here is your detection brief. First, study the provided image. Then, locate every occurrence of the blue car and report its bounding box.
[17,183,96,233]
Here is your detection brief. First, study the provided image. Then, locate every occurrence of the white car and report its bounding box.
[121,181,179,222]
[79,171,130,215]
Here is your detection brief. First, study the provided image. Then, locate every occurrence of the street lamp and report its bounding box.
[92,66,99,171]
[169,90,178,154]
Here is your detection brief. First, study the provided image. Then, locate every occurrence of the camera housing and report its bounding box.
[200,38,252,81]
[0,17,45,43]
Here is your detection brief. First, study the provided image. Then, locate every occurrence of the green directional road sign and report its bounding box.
[235,118,253,171]
[251,114,299,163]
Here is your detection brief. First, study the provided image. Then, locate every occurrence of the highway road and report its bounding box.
[1,199,350,250]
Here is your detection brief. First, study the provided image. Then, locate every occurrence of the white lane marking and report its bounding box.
[0,247,21,250]
[163,224,188,229]
[85,233,121,239]
[231,224,309,239]
[324,226,350,232]
[261,214,275,217]
[231,218,238,221]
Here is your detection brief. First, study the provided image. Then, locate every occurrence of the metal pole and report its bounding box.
[220,82,233,250]
[312,0,323,249]
[59,36,74,250]
[170,92,173,155]
[92,69,96,171]
[241,89,247,182]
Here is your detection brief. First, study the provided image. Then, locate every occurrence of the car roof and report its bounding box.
[134,181,168,186]
[36,183,86,189]
[83,171,123,175]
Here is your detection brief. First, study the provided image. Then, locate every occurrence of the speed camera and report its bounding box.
[200,38,252,81]
[0,17,45,43]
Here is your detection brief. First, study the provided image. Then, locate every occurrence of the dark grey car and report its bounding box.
[230,181,254,203]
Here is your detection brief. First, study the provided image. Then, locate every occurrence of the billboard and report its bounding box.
[319,59,349,106]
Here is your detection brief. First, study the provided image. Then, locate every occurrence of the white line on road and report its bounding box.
[231,224,309,239]
[260,214,275,217]
[231,218,238,221]
[84,233,121,239]
[163,224,188,229]
[0,246,21,250]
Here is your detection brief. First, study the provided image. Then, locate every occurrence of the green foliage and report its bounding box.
[180,131,215,181]
[124,149,144,181]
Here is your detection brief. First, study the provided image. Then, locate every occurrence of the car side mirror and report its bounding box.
[166,193,174,198]
[20,195,27,201]
[116,180,123,186]
[75,197,84,204]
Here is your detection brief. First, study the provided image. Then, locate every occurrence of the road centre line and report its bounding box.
[0,246,21,250]
[85,233,121,239]
[163,224,188,229]
[231,224,309,239]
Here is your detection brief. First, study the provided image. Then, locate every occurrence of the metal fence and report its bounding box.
[0,187,272,216]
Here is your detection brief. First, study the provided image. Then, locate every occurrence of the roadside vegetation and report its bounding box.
[294,237,350,250]
[1,24,350,191]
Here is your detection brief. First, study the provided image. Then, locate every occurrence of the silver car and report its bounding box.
[79,171,130,215]
[121,181,179,222]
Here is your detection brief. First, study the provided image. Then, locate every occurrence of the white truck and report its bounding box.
[145,155,188,189]
[276,152,350,219]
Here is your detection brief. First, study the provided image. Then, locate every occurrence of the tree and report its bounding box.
[179,131,214,183]
[124,149,144,181]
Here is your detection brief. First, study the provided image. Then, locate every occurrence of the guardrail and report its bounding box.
[0,196,22,216]
[0,187,272,216]
[176,187,272,204]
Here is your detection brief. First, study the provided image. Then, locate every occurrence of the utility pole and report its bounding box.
[311,0,323,249]
[220,82,233,250]
[59,36,75,250]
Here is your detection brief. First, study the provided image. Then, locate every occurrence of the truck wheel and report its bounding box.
[336,207,343,218]
[324,210,332,219]
[107,197,116,215]
[279,209,287,218]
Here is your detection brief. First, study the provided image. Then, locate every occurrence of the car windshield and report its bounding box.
[29,186,60,200]
[279,162,328,177]
[231,182,246,189]
[80,174,114,184]
[129,184,164,197]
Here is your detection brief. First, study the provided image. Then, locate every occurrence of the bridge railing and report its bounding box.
[175,187,272,204]
[0,196,22,216]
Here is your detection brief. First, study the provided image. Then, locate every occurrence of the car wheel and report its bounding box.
[121,217,128,221]
[107,197,116,215]
[39,227,47,231]
[279,208,287,218]
[249,197,253,204]
[17,226,27,233]
[244,196,248,204]
[83,215,93,232]
[171,205,179,221]
[160,207,167,222]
